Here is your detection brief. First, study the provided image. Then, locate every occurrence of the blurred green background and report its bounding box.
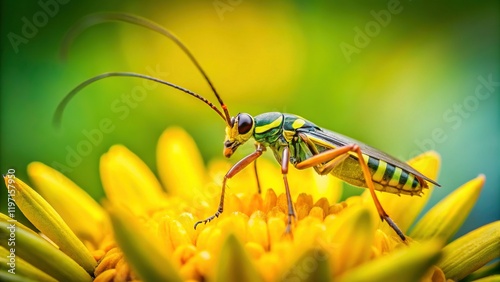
[1,0,498,239]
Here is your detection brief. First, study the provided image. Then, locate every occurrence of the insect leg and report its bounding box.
[280,146,296,234]
[295,144,407,241]
[194,144,264,229]
[253,147,262,194]
[295,133,348,175]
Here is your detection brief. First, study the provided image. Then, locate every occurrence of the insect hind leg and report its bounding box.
[312,154,350,175]
[296,144,407,241]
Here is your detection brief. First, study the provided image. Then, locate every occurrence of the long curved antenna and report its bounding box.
[60,12,231,125]
[53,72,226,128]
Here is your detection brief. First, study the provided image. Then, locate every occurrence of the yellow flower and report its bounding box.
[1,127,499,281]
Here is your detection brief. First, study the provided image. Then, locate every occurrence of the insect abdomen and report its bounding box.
[332,154,425,195]
[364,155,424,195]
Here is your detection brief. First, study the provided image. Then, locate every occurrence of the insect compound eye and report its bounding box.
[237,113,253,134]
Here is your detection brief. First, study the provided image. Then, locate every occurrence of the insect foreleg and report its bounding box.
[194,144,264,229]
[295,144,407,241]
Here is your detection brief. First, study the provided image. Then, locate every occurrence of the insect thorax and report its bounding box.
[252,112,321,163]
[253,112,285,145]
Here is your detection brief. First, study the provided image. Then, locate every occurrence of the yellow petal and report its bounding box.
[0,271,35,282]
[157,127,206,199]
[93,269,117,282]
[338,240,442,282]
[309,206,325,220]
[438,220,500,281]
[263,188,278,213]
[0,219,92,281]
[268,217,286,248]
[363,151,441,235]
[27,162,108,245]
[256,252,281,282]
[247,211,269,251]
[236,158,343,204]
[281,248,331,282]
[215,234,264,282]
[216,212,249,244]
[470,275,500,282]
[0,213,37,236]
[207,159,260,196]
[0,246,57,282]
[93,248,123,277]
[105,201,182,282]
[312,198,329,219]
[295,193,313,220]
[191,250,214,280]
[410,175,485,241]
[288,166,343,204]
[224,193,244,216]
[420,265,446,282]
[244,193,264,215]
[253,158,287,196]
[169,218,192,249]
[294,217,325,252]
[327,206,375,275]
[100,145,165,215]
[270,241,295,271]
[462,261,500,281]
[176,212,198,244]
[157,216,178,255]
[195,225,215,251]
[2,176,96,273]
[172,243,197,266]
[371,229,395,257]
[245,241,265,260]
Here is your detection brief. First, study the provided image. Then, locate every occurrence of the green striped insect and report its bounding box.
[54,13,440,242]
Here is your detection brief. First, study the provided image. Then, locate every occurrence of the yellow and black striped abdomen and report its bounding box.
[331,154,425,196]
[364,154,425,195]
